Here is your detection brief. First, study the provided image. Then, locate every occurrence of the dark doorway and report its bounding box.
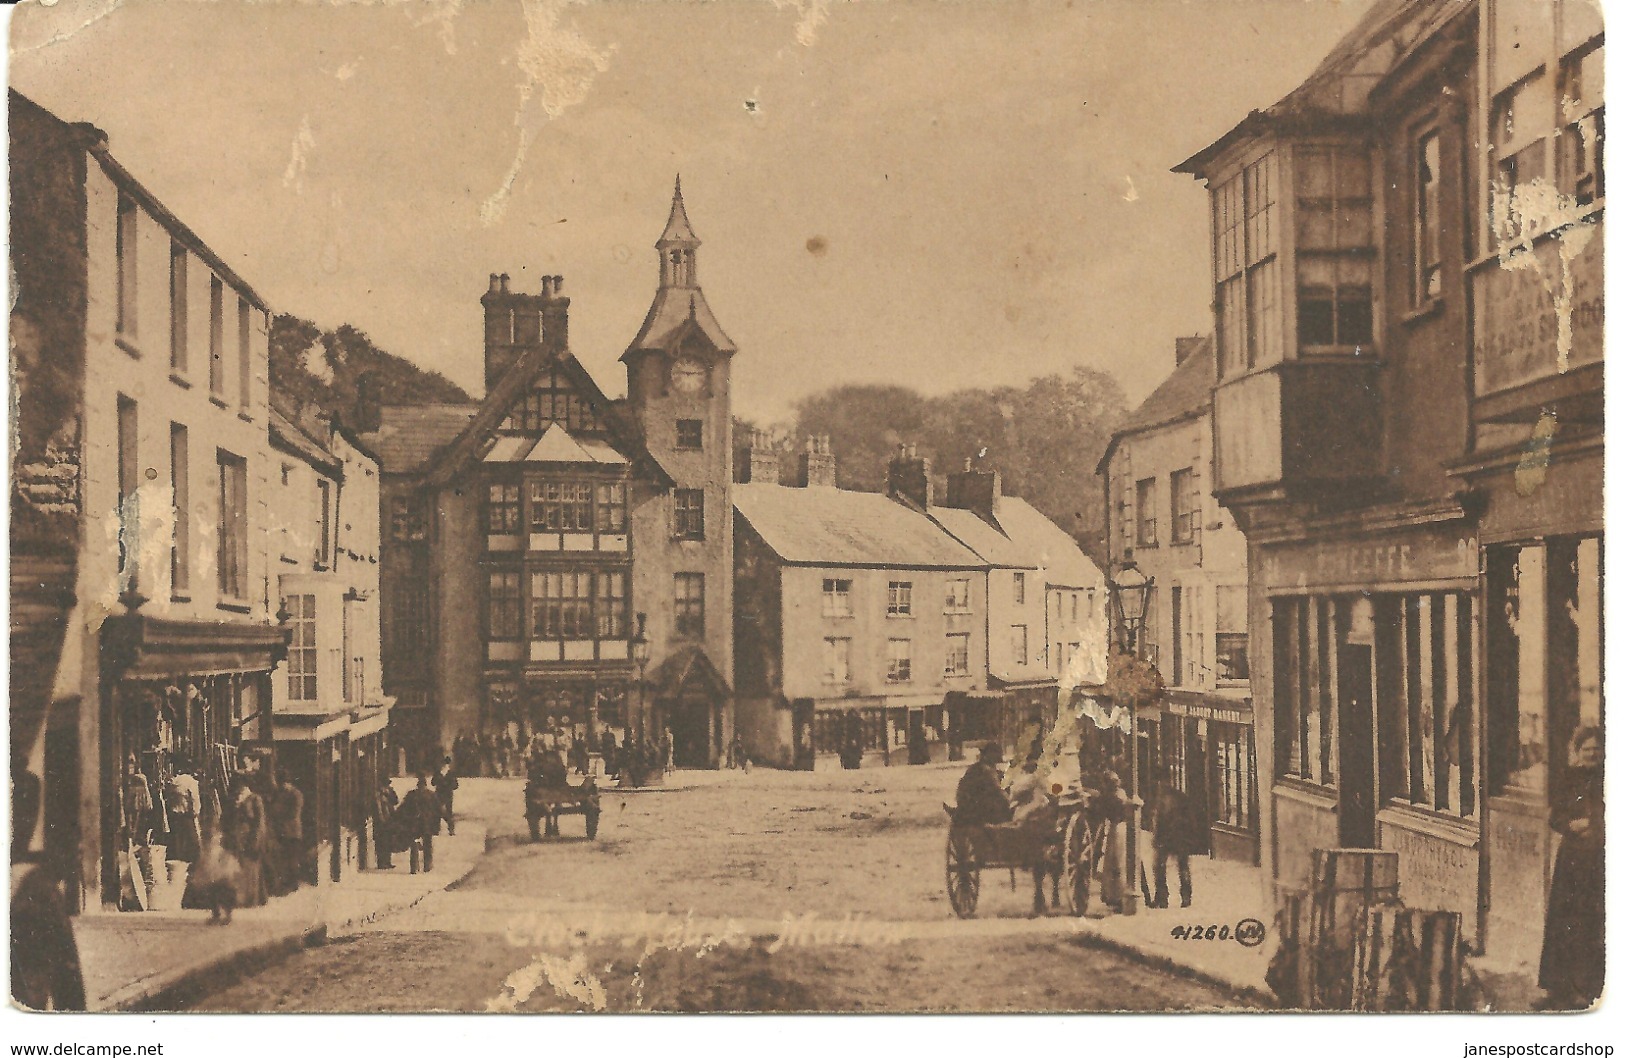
[1337,642,1377,848]
[670,693,711,768]
[792,699,815,771]
[1187,719,1212,855]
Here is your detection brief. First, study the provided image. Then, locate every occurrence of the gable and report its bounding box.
[498,363,609,437]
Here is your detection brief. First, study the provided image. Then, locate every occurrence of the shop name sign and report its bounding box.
[1262,532,1478,589]
[1473,216,1604,396]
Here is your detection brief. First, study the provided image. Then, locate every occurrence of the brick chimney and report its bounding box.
[482,272,569,394]
[740,430,781,485]
[1174,335,1206,366]
[797,435,836,488]
[353,372,382,434]
[945,459,1001,524]
[886,443,933,509]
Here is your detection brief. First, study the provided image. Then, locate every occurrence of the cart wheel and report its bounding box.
[1061,814,1092,917]
[585,808,600,840]
[528,815,541,842]
[946,828,981,919]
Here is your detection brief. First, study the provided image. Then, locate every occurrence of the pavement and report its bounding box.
[73,819,488,1011]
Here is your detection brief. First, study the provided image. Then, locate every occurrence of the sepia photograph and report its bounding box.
[3,0,1612,1030]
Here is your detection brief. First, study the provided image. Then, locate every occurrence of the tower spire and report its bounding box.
[657,174,699,287]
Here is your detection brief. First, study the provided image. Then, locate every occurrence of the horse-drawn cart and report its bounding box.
[525,775,602,840]
[943,797,1105,919]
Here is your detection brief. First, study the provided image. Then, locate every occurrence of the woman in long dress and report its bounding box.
[1539,725,1604,1009]
[224,777,270,908]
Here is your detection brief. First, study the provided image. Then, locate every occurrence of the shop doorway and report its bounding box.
[1337,642,1377,847]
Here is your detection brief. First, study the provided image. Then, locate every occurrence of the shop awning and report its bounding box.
[102,613,290,680]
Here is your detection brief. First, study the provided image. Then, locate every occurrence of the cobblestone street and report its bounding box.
[188,770,1266,1012]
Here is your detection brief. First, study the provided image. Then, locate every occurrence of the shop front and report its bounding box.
[1454,441,1603,972]
[1160,690,1259,864]
[1253,507,1485,943]
[98,614,288,910]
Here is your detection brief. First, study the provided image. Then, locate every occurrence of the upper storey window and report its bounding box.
[1214,152,1280,377]
[500,367,603,435]
[1294,145,1374,353]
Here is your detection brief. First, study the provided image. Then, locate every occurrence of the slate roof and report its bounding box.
[481,424,630,466]
[268,406,342,475]
[928,506,1034,569]
[358,404,478,474]
[623,287,736,356]
[995,498,1104,590]
[1119,336,1215,437]
[658,177,699,245]
[734,483,985,569]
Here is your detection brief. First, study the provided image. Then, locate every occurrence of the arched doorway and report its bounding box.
[648,646,729,770]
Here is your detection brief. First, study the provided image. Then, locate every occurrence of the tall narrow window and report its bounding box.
[316,478,333,567]
[208,276,225,398]
[823,637,852,684]
[822,578,853,617]
[485,483,521,534]
[1171,586,1184,687]
[531,570,592,639]
[1415,131,1443,303]
[945,633,970,677]
[285,594,318,701]
[1170,467,1197,544]
[1213,153,1280,376]
[169,243,187,372]
[944,577,971,612]
[1560,44,1605,206]
[1216,585,1250,684]
[674,488,705,540]
[117,396,139,582]
[596,482,626,533]
[887,638,913,683]
[487,571,521,640]
[117,195,138,341]
[674,573,705,637]
[887,580,913,616]
[1013,571,1027,605]
[237,299,253,408]
[596,571,627,638]
[1295,146,1374,350]
[1135,478,1158,547]
[216,450,248,600]
[1011,625,1029,666]
[1491,76,1550,243]
[170,424,189,595]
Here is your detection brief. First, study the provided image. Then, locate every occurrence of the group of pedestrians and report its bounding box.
[364,756,460,874]
[184,767,308,924]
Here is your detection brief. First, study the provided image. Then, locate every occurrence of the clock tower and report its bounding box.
[622,178,736,767]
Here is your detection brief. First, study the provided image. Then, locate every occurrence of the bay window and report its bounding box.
[1294,145,1374,351]
[1214,152,1281,376]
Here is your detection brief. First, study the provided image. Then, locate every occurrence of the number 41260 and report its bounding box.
[1170,924,1230,941]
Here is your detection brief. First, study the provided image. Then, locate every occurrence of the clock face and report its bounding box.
[671,356,706,394]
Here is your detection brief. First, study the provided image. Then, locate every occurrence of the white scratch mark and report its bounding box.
[301,341,334,384]
[1491,178,1596,374]
[773,0,832,46]
[335,60,361,82]
[488,951,606,1012]
[1122,175,1139,202]
[481,0,615,226]
[403,0,464,56]
[283,116,316,193]
[11,0,127,56]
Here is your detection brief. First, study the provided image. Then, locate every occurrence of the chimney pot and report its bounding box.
[499,273,511,294]
[553,275,564,294]
[488,273,501,293]
[541,276,553,297]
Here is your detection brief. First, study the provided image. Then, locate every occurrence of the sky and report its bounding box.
[9,0,1377,422]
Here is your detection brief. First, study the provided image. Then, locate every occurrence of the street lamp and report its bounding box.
[1107,561,1155,918]
[630,612,651,745]
[1109,561,1152,656]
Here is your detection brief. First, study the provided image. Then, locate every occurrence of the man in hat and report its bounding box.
[954,742,1013,827]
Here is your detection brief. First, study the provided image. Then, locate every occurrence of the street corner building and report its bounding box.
[360,180,737,771]
[732,435,1105,771]
[8,89,391,915]
[1173,0,1602,976]
[1099,334,1261,866]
